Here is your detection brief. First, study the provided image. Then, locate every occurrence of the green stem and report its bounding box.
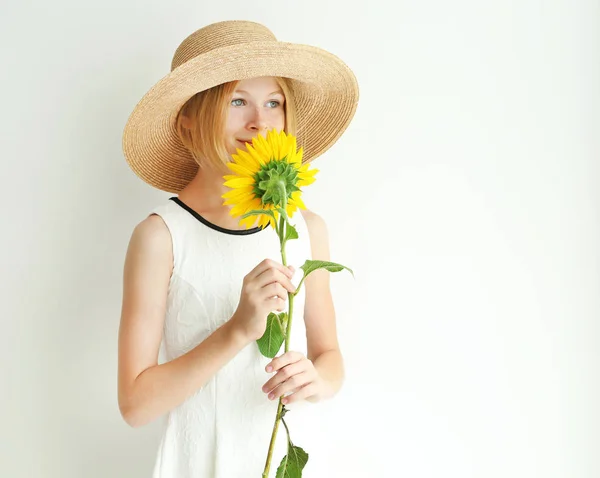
[262,400,285,478]
[262,211,294,478]
[279,215,287,266]
[293,275,306,297]
[284,285,294,352]
[281,417,293,445]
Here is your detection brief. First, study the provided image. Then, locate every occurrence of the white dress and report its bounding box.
[149,197,313,478]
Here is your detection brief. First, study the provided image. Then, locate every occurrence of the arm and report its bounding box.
[260,209,345,405]
[301,208,345,403]
[117,215,249,428]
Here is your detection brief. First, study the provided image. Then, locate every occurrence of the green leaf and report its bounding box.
[300,260,354,277]
[256,313,286,358]
[275,445,309,478]
[275,208,298,243]
[284,222,298,242]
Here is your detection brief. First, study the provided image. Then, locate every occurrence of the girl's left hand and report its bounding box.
[262,351,322,404]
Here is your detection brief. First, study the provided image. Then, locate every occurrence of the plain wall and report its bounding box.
[1,0,598,476]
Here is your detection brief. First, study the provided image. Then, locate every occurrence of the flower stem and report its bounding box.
[262,400,284,478]
[262,213,294,477]
[292,275,306,297]
[284,285,294,351]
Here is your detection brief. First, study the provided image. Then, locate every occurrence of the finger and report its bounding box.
[256,268,296,293]
[267,351,304,373]
[266,296,287,312]
[262,361,305,393]
[247,259,293,281]
[260,283,288,303]
[266,372,312,400]
[282,383,318,405]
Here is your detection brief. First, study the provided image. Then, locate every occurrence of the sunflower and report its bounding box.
[222,129,318,229]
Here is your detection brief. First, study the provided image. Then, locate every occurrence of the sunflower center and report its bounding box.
[253,159,301,207]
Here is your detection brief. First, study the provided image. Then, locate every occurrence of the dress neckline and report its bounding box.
[169,197,266,236]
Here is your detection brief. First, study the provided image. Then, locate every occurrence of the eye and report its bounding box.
[267,100,281,108]
[231,98,245,107]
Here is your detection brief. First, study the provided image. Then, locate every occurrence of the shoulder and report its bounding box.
[133,213,171,244]
[126,214,173,265]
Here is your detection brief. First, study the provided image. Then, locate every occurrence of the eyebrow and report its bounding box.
[234,89,284,96]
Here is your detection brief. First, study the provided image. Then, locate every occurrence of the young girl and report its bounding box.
[118,20,358,477]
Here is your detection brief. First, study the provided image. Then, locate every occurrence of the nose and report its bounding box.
[246,107,269,135]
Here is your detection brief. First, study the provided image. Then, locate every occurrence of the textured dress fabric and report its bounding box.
[149,197,314,478]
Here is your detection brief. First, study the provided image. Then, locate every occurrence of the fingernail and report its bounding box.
[266,366,273,372]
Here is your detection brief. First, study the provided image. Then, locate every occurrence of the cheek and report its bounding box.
[272,110,286,130]
[225,108,244,133]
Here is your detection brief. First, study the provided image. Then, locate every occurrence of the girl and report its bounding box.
[118,20,358,477]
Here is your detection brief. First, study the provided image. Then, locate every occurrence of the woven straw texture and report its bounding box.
[122,20,359,193]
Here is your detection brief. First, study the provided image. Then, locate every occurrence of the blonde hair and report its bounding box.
[176,77,297,172]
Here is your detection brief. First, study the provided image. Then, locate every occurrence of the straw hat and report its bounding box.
[122,20,359,193]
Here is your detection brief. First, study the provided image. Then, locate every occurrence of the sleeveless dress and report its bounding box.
[149,197,314,478]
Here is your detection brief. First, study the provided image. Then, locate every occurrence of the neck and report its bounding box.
[177,164,260,229]
[178,164,229,211]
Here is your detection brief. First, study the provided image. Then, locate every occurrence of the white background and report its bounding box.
[1,0,598,477]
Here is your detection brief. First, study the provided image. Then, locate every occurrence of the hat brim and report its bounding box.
[122,41,359,193]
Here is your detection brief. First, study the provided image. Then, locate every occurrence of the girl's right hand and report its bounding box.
[230,259,296,343]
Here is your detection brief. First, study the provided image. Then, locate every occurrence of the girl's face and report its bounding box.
[224,76,286,156]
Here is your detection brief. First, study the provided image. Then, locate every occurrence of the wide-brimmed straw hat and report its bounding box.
[122,20,359,193]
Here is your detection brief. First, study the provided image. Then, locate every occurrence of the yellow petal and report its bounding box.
[277,130,286,160]
[223,193,254,206]
[224,177,255,189]
[240,215,257,229]
[253,132,267,149]
[246,143,268,166]
[236,149,261,170]
[226,162,255,177]
[230,197,261,217]
[222,195,254,206]
[289,191,306,209]
[298,163,318,173]
[222,186,254,199]
[286,203,298,217]
[298,176,316,187]
[257,215,269,228]
[284,134,297,162]
[298,169,318,180]
[230,202,250,217]
[269,129,281,160]
[280,131,290,161]
[289,147,302,165]
[253,134,272,162]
